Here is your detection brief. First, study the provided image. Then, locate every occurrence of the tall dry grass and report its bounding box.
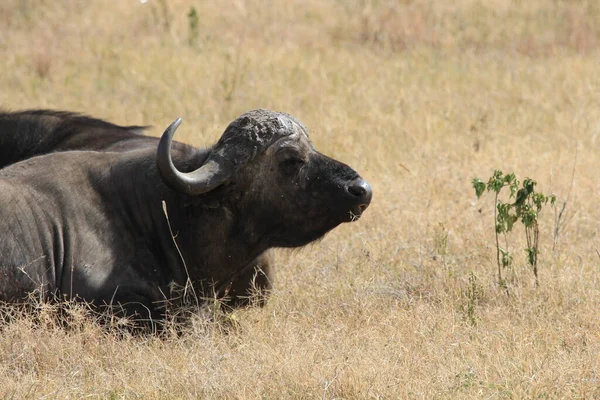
[1,0,600,398]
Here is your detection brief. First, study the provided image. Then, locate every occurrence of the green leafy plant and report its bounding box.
[473,170,556,287]
[187,6,200,48]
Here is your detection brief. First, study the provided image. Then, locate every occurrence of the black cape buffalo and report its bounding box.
[0,109,372,327]
[0,109,275,306]
[0,109,154,165]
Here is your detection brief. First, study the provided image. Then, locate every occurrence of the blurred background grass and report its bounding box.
[1,0,600,398]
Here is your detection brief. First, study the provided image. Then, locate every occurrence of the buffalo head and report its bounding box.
[157,109,372,248]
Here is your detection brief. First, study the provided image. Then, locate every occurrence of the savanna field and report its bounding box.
[1,1,600,398]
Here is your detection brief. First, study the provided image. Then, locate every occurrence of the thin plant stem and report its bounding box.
[494,192,502,286]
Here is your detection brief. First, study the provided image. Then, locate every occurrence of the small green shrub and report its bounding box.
[473,170,556,287]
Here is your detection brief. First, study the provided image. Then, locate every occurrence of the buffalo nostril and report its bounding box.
[347,179,373,203]
[348,184,365,197]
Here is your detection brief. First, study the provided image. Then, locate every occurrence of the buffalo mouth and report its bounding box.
[349,203,370,221]
[344,203,369,222]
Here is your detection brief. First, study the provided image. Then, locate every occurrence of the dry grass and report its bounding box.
[1,0,600,398]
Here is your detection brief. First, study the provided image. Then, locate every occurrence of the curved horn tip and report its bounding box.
[170,117,183,130]
[162,118,183,142]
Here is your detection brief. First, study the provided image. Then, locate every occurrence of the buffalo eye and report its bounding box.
[276,148,305,174]
[279,157,305,175]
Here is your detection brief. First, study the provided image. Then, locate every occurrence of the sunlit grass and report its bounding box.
[1,0,599,398]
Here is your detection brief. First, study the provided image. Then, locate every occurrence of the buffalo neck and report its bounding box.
[171,183,270,294]
[102,147,269,296]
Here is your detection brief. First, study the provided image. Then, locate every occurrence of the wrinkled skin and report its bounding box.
[0,109,372,329]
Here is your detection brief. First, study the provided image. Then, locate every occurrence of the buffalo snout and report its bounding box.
[345,177,372,218]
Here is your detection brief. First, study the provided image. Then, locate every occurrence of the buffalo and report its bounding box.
[0,109,275,307]
[0,109,153,165]
[0,109,372,328]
